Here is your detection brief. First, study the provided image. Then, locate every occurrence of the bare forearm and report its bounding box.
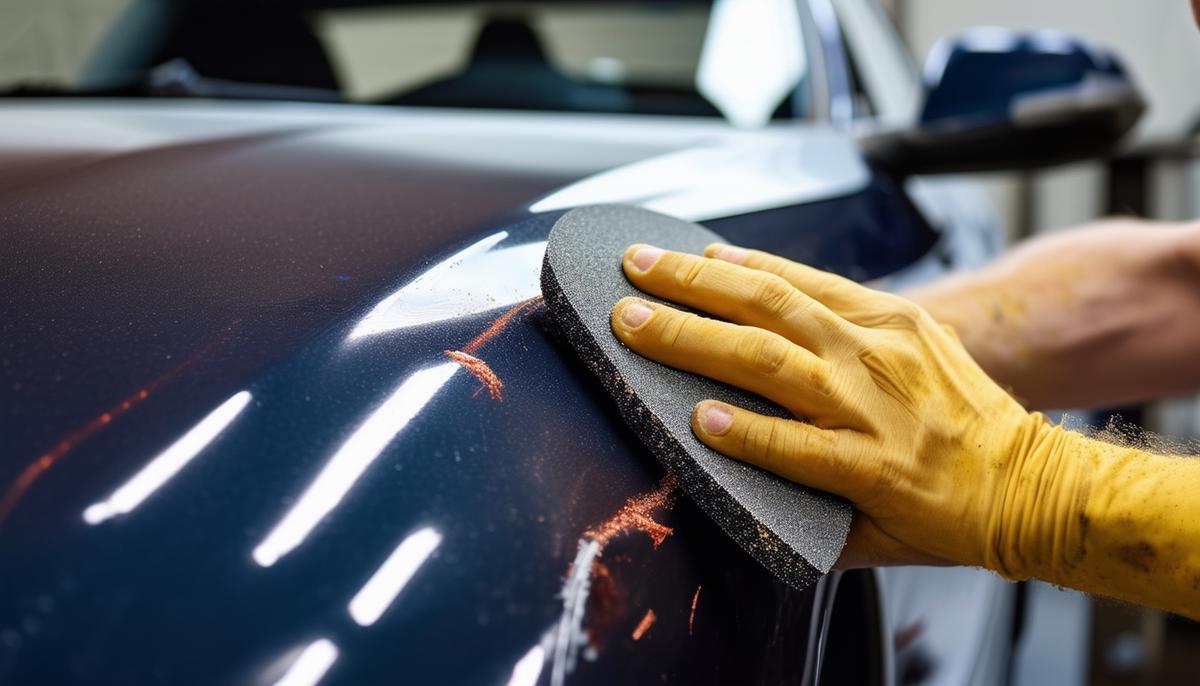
[909,219,1200,410]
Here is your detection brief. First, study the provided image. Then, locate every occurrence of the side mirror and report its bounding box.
[862,28,1145,175]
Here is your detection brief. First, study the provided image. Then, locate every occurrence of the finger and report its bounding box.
[690,399,867,497]
[704,243,871,316]
[611,298,837,418]
[622,244,844,353]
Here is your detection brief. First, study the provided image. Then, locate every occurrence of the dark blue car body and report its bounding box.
[0,2,1018,684]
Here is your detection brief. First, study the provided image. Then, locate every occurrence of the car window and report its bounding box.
[2,0,816,124]
[312,4,710,103]
[312,1,811,121]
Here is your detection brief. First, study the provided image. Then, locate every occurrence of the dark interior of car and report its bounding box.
[86,0,803,118]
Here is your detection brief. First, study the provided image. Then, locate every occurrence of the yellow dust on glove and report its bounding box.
[609,242,1200,619]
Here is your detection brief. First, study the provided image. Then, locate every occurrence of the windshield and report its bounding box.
[1,0,812,123]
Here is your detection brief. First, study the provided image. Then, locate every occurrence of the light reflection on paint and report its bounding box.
[347,231,544,340]
[529,130,866,221]
[83,391,252,525]
[695,0,806,128]
[551,539,600,686]
[273,639,338,686]
[507,644,547,686]
[348,527,442,626]
[252,363,458,567]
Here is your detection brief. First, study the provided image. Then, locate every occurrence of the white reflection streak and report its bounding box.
[551,539,601,686]
[252,363,457,567]
[83,391,252,525]
[696,0,805,128]
[348,527,442,626]
[273,639,338,686]
[507,644,547,686]
[529,131,867,222]
[347,231,545,340]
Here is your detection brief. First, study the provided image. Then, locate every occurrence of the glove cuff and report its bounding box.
[984,414,1090,581]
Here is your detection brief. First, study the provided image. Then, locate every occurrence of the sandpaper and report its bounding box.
[540,204,852,589]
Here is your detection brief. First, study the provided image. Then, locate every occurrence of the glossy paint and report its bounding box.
[0,101,924,684]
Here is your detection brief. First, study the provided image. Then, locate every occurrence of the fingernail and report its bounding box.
[712,245,748,264]
[698,402,733,435]
[630,246,664,272]
[620,301,653,327]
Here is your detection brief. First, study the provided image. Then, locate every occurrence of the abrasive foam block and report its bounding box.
[541,204,851,589]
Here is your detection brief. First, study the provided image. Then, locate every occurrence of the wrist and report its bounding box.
[984,414,1091,580]
[907,274,1013,383]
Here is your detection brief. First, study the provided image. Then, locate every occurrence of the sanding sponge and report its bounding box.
[541,204,852,589]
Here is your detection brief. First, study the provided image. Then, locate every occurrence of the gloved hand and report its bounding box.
[610,243,1200,619]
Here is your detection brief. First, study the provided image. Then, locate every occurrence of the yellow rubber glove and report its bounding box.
[609,242,1200,619]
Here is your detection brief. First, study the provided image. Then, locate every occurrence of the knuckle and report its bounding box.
[742,417,779,463]
[735,330,792,376]
[661,311,695,348]
[806,359,834,396]
[886,297,923,327]
[750,275,799,318]
[861,297,921,331]
[674,257,708,288]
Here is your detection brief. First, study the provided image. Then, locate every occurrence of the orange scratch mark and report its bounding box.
[585,474,678,548]
[445,350,504,401]
[631,609,656,640]
[584,559,624,646]
[462,295,543,354]
[0,328,232,526]
[689,585,702,635]
[1,387,150,524]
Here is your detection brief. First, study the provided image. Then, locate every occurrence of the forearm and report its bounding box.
[997,419,1200,619]
[909,219,1200,410]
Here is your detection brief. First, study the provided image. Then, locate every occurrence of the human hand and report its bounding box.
[609,243,1053,571]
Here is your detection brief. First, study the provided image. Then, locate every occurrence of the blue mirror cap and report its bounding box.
[919,27,1136,130]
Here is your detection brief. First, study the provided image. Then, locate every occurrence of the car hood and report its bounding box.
[0,100,873,498]
[0,100,872,684]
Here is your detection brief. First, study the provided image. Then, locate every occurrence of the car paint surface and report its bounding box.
[0,101,917,685]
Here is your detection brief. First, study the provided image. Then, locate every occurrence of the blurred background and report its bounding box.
[4,1,1198,683]
[883,7,1200,683]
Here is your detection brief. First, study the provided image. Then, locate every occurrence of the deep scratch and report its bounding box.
[549,475,679,686]
[584,474,678,548]
[445,350,504,401]
[463,295,543,354]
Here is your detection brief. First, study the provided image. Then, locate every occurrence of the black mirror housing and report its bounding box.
[863,28,1145,175]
